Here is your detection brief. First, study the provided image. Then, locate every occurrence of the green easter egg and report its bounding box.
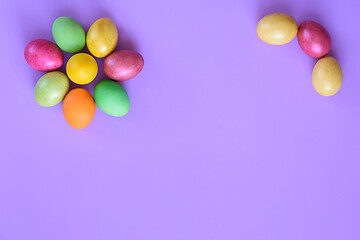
[35,71,69,107]
[94,80,130,117]
[52,17,85,53]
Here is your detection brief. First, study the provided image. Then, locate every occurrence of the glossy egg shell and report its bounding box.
[52,17,86,53]
[256,13,298,45]
[298,21,331,58]
[103,50,144,81]
[34,71,69,107]
[86,17,118,58]
[66,53,98,85]
[24,39,63,72]
[63,88,96,129]
[94,80,130,117]
[312,56,342,96]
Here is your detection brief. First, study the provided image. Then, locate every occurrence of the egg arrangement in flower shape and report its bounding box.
[256,13,342,97]
[24,17,144,129]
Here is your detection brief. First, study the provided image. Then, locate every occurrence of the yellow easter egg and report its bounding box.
[312,56,343,96]
[86,17,118,58]
[66,53,98,85]
[256,13,298,45]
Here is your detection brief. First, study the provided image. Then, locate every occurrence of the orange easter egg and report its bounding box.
[63,88,96,129]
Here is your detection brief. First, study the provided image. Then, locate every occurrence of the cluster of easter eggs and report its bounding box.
[24,17,144,129]
[256,13,342,96]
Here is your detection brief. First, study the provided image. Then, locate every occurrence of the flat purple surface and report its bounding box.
[1,0,360,239]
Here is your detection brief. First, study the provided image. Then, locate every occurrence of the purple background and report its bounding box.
[1,0,360,239]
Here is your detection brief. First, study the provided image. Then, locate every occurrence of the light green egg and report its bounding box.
[34,71,69,107]
[52,17,85,53]
[94,80,130,117]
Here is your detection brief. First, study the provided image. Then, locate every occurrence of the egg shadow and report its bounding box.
[115,28,139,52]
[297,12,324,24]
[17,10,52,87]
[18,11,51,86]
[328,48,340,63]
[30,71,44,86]
[255,0,294,23]
[17,13,52,45]
[51,8,79,20]
[81,2,116,29]
[81,0,139,52]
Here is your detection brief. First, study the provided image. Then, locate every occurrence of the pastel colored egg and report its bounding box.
[34,71,69,107]
[24,39,63,71]
[257,13,298,45]
[66,53,98,85]
[312,56,342,96]
[298,21,331,58]
[52,17,86,53]
[94,80,130,117]
[63,89,96,129]
[103,50,144,81]
[86,17,118,58]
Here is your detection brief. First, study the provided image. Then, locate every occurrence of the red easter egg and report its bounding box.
[24,39,64,71]
[103,50,144,81]
[297,21,331,58]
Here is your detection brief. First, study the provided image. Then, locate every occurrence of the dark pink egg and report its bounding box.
[24,39,64,71]
[297,21,331,58]
[103,50,144,81]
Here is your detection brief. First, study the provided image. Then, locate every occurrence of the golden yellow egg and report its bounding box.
[66,53,98,85]
[86,17,118,58]
[256,13,298,45]
[312,56,343,96]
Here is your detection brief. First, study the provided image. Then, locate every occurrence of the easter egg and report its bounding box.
[312,56,342,96]
[103,50,144,81]
[298,21,331,58]
[52,17,86,53]
[256,13,298,45]
[24,39,63,71]
[86,17,118,58]
[94,80,130,117]
[66,53,98,85]
[34,71,69,107]
[63,89,96,129]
